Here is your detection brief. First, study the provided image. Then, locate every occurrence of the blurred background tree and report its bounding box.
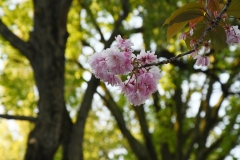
[0,0,240,160]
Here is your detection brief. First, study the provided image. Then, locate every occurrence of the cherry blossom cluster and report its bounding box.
[225,25,240,45]
[179,29,211,67]
[88,35,162,106]
[179,16,240,66]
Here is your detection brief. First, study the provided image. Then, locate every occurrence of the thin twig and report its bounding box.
[143,0,232,68]
[143,49,195,68]
[194,0,232,49]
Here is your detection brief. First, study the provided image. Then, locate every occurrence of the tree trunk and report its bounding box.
[24,0,73,159]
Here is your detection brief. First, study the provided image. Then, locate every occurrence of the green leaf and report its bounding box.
[185,22,209,49]
[226,0,240,18]
[209,25,227,52]
[169,10,204,26]
[167,21,188,41]
[192,22,208,39]
[163,2,204,26]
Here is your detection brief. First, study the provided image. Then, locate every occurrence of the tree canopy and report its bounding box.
[0,0,240,160]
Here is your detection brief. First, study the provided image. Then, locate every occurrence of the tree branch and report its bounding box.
[184,77,210,159]
[133,105,158,160]
[130,27,144,33]
[0,114,37,122]
[141,0,232,68]
[80,1,105,43]
[81,40,96,52]
[174,86,185,160]
[200,109,239,160]
[98,86,151,160]
[105,0,130,48]
[66,58,84,69]
[0,19,32,59]
[197,94,225,160]
[194,0,232,50]
[67,75,100,160]
[143,49,195,68]
[194,69,230,96]
[152,91,161,112]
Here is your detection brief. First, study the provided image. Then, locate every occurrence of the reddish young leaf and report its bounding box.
[206,0,221,13]
[198,0,203,4]
[189,13,204,25]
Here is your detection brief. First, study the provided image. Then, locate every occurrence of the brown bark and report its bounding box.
[99,89,152,160]
[22,0,73,159]
[134,105,158,160]
[0,114,37,122]
[67,76,100,160]
[0,0,73,158]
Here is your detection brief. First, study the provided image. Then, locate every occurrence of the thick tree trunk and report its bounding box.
[24,0,73,159]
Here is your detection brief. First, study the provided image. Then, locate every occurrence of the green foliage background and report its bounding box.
[0,0,240,159]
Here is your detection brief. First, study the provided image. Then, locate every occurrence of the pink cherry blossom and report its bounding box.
[122,58,134,74]
[195,56,210,67]
[134,68,147,77]
[124,72,159,106]
[123,47,134,58]
[121,67,161,105]
[91,66,122,86]
[105,49,133,75]
[179,32,189,40]
[121,75,148,106]
[94,67,109,80]
[88,51,108,75]
[104,74,122,86]
[110,62,133,75]
[225,25,240,45]
[190,39,197,48]
[138,73,158,96]
[149,66,162,80]
[126,91,147,106]
[189,22,196,36]
[137,50,158,65]
[105,48,125,67]
[213,11,218,19]
[204,41,210,53]
[121,77,137,94]
[191,50,198,58]
[89,35,163,106]
[115,35,133,50]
